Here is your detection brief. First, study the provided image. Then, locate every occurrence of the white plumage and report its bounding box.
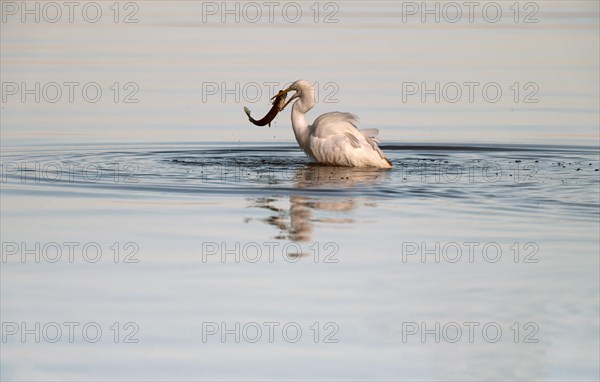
[273,80,392,169]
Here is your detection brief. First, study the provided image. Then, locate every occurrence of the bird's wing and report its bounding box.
[343,131,361,148]
[342,127,388,161]
[358,128,381,143]
[309,112,390,166]
[311,112,382,142]
[311,112,359,138]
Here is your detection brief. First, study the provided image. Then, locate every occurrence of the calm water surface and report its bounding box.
[1,1,599,381]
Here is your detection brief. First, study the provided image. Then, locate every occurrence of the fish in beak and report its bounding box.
[243,89,288,127]
[271,86,300,111]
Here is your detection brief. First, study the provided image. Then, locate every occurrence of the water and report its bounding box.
[2,142,599,380]
[1,1,599,381]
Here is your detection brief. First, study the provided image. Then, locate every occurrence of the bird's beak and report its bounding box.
[280,93,299,110]
[271,87,299,111]
[271,88,300,111]
[271,87,291,100]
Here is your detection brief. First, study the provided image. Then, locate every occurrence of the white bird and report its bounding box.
[272,79,392,169]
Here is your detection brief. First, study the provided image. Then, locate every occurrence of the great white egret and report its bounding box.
[272,79,392,169]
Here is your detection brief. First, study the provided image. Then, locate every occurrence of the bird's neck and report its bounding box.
[291,99,312,148]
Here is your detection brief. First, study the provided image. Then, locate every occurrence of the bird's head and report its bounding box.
[271,80,314,111]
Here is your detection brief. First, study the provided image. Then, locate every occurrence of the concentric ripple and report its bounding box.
[2,142,598,219]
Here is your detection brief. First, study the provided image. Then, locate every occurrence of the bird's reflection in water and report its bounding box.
[246,165,389,242]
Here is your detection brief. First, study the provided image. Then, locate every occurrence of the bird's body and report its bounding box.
[275,80,392,169]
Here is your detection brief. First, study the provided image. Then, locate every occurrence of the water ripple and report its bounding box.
[2,142,598,219]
